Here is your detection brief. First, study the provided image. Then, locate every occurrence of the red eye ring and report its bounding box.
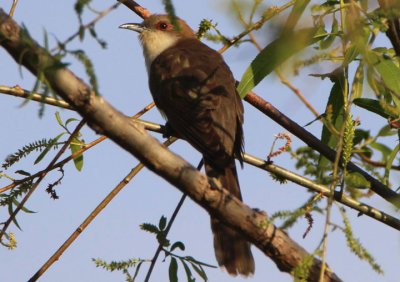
[156,21,171,31]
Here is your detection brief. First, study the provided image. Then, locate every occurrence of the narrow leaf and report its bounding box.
[65,118,79,126]
[180,259,195,282]
[55,111,63,127]
[132,261,143,281]
[69,142,84,171]
[281,0,310,34]
[34,133,65,164]
[320,17,338,50]
[169,257,178,282]
[159,215,167,231]
[190,263,208,281]
[377,125,396,137]
[353,98,390,118]
[344,172,370,189]
[8,198,22,230]
[384,144,400,185]
[369,142,392,161]
[351,61,364,99]
[171,241,185,252]
[140,223,159,234]
[366,51,400,107]
[12,198,36,214]
[237,27,321,98]
[318,71,345,170]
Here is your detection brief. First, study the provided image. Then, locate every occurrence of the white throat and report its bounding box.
[139,30,179,73]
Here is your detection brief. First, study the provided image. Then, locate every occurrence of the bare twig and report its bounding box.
[117,0,151,19]
[0,103,155,194]
[28,137,177,282]
[52,2,120,52]
[218,1,295,53]
[0,85,73,110]
[8,0,18,17]
[0,120,86,243]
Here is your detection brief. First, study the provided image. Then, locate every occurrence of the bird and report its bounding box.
[120,14,254,276]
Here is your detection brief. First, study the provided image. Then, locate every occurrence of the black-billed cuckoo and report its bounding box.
[120,14,254,276]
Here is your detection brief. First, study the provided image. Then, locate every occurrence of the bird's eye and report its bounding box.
[156,22,170,31]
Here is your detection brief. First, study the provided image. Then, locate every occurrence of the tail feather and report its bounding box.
[205,160,254,276]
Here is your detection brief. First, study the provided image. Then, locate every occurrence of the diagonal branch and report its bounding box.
[0,9,341,281]
[243,92,400,207]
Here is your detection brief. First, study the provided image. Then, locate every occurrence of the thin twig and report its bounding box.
[117,0,151,19]
[218,1,295,53]
[0,85,73,110]
[8,0,18,17]
[144,160,204,282]
[0,119,86,243]
[244,154,400,231]
[51,2,120,52]
[0,102,156,194]
[28,137,177,282]
[320,2,349,280]
[1,112,399,230]
[144,194,187,281]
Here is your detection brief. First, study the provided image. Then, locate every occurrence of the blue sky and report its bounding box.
[1,1,399,281]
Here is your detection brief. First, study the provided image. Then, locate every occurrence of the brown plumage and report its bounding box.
[120,14,254,276]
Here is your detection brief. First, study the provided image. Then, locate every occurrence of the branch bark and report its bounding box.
[0,9,341,281]
[244,92,400,207]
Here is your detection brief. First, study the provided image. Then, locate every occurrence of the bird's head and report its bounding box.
[120,14,196,72]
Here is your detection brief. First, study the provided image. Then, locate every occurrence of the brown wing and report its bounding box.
[149,38,244,168]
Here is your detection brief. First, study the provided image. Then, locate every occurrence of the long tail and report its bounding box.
[205,160,255,276]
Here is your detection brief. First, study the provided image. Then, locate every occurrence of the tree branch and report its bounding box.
[0,9,341,281]
[243,92,400,207]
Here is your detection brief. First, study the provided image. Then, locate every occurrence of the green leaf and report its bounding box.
[156,232,170,247]
[353,129,370,145]
[320,17,339,50]
[140,223,159,234]
[377,125,396,137]
[281,0,310,34]
[318,71,345,171]
[351,61,364,99]
[190,262,208,281]
[55,111,63,127]
[69,142,84,171]
[132,261,143,281]
[384,144,400,185]
[366,51,400,108]
[78,25,85,41]
[353,98,390,118]
[12,198,36,213]
[171,241,185,252]
[185,256,215,268]
[74,0,91,15]
[169,257,178,282]
[344,172,370,189]
[15,170,31,176]
[34,133,65,164]
[8,198,21,230]
[343,44,361,66]
[369,142,392,161]
[159,215,167,231]
[180,259,195,282]
[237,27,321,98]
[65,118,79,127]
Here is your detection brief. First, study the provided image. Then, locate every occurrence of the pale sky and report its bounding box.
[1,1,399,281]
